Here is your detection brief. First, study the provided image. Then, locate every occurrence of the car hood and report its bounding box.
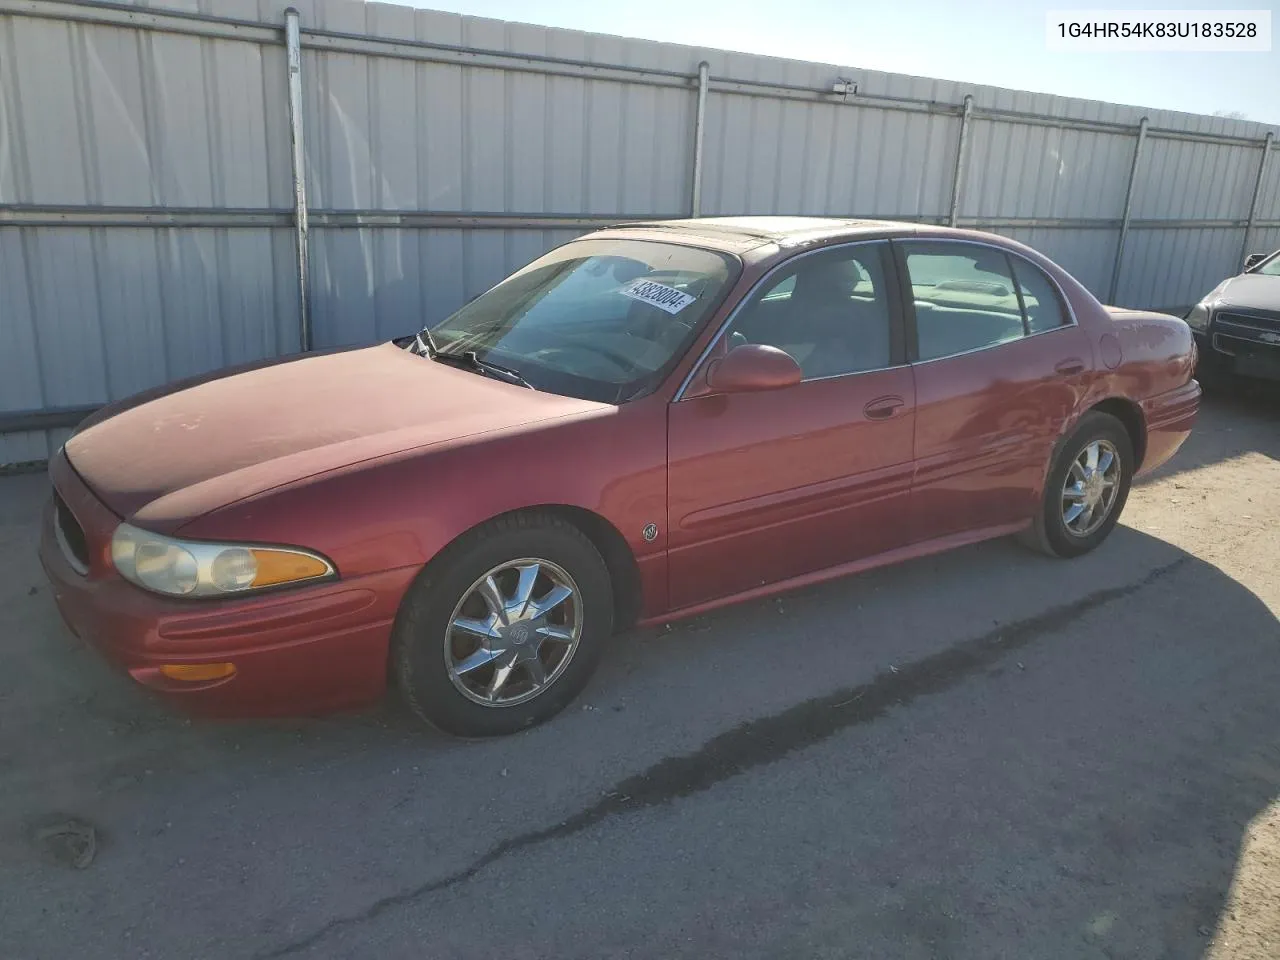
[64,343,606,531]
[1214,273,1280,312]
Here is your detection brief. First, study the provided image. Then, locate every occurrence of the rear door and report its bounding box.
[666,241,917,610]
[895,239,1093,541]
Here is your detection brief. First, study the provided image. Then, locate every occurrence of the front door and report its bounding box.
[666,241,917,610]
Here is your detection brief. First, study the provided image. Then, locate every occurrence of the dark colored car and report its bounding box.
[1186,248,1280,382]
[40,217,1200,737]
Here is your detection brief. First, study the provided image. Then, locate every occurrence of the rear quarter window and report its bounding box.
[1010,258,1069,334]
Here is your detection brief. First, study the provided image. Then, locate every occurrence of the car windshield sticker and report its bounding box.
[619,278,696,315]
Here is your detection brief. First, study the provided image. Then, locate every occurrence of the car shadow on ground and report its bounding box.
[2,462,1278,958]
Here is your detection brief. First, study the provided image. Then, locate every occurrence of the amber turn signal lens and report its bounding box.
[159,663,237,682]
[249,549,331,587]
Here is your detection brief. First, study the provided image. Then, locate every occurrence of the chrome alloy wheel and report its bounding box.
[1061,439,1121,537]
[443,558,583,707]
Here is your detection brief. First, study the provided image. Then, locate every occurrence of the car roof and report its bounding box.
[598,216,926,254]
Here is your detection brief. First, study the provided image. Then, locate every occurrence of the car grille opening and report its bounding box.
[1216,312,1280,344]
[54,491,90,574]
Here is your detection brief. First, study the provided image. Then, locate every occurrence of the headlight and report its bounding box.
[110,523,334,598]
[1184,303,1211,331]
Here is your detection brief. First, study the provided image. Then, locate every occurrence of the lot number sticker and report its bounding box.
[619,278,696,314]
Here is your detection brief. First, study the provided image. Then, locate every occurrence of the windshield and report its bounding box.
[1252,251,1280,276]
[426,239,739,402]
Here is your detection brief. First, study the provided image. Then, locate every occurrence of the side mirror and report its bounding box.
[706,343,802,394]
[1244,253,1266,271]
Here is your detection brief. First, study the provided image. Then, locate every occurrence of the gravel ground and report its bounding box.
[1,386,1277,960]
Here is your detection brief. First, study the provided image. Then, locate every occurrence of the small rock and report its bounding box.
[1017,662,1026,671]
[1197,925,1212,937]
[500,768,508,777]
[27,586,38,596]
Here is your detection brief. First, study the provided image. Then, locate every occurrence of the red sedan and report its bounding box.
[40,217,1200,737]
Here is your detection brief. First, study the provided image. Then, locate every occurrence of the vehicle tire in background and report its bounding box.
[1019,411,1135,559]
[392,511,613,737]
[1192,348,1230,393]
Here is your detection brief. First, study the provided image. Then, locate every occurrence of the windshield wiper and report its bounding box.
[413,326,533,389]
[433,348,534,389]
[412,328,440,358]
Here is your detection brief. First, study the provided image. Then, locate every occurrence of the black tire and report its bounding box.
[1019,411,1135,559]
[392,511,613,737]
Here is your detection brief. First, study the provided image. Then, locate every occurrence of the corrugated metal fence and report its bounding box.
[2,0,1278,465]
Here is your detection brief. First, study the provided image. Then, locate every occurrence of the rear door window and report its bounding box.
[900,242,1026,361]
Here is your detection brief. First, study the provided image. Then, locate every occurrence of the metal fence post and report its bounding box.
[690,61,709,217]
[1240,131,1274,267]
[284,8,312,351]
[947,95,974,227]
[1109,116,1148,304]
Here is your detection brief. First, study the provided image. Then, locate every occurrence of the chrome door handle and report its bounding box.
[864,396,905,420]
[1055,358,1086,376]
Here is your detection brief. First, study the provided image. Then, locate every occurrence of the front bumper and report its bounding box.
[39,451,418,717]
[1195,312,1280,381]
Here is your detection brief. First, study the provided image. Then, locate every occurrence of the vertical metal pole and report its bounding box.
[1240,132,1274,267]
[1109,116,1148,304]
[947,95,973,227]
[690,61,709,217]
[285,8,312,351]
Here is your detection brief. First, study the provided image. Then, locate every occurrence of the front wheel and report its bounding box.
[1020,411,1134,559]
[392,512,613,737]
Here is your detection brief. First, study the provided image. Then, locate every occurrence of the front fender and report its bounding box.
[178,400,671,616]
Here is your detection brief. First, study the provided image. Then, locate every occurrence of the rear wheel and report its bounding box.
[1020,411,1134,559]
[392,512,613,737]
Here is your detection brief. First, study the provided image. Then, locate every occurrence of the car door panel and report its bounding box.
[667,367,916,609]
[911,332,1090,539]
[665,240,915,611]
[896,239,1094,542]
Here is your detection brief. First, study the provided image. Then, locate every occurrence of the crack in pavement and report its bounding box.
[259,556,1188,958]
